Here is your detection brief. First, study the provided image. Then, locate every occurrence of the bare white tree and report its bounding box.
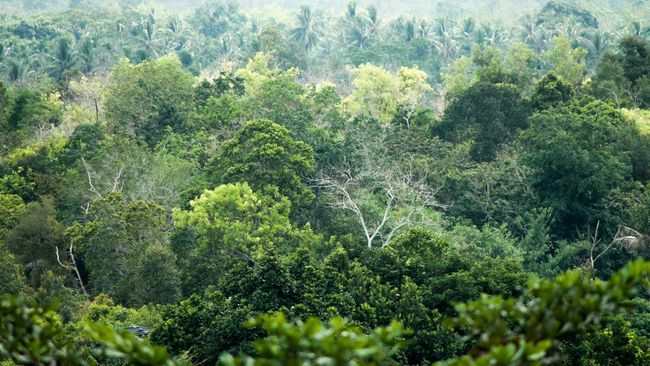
[55,240,88,297]
[586,222,648,271]
[313,161,444,249]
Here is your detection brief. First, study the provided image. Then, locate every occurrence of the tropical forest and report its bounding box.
[2,0,650,365]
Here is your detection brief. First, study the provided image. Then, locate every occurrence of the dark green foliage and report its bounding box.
[439,259,650,365]
[531,73,574,110]
[536,1,598,28]
[72,193,179,306]
[5,199,65,275]
[437,83,531,161]
[2,3,650,364]
[522,100,633,235]
[592,36,650,107]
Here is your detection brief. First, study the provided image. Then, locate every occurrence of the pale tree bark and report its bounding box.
[587,222,648,271]
[313,162,444,249]
[55,241,88,297]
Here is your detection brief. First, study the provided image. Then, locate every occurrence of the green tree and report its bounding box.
[104,56,195,145]
[0,244,27,294]
[531,73,574,110]
[545,36,588,86]
[74,193,178,306]
[437,82,531,161]
[523,100,633,235]
[5,199,65,279]
[290,5,321,51]
[209,119,315,206]
[220,313,407,366]
[173,182,318,292]
[437,259,650,366]
[0,193,25,240]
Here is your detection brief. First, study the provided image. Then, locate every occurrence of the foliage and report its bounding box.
[104,56,195,145]
[438,259,650,365]
[1,2,650,365]
[437,82,530,161]
[209,119,315,206]
[522,100,634,235]
[220,313,408,366]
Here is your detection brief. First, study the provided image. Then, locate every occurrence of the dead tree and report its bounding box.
[313,162,443,249]
[587,222,648,271]
[55,241,88,297]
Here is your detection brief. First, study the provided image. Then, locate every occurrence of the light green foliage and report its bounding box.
[0,193,25,240]
[396,66,433,126]
[622,108,650,135]
[0,294,183,366]
[0,295,80,365]
[345,64,433,126]
[84,322,186,366]
[344,64,398,125]
[219,313,408,366]
[2,2,650,365]
[174,182,308,256]
[235,53,300,97]
[104,56,195,145]
[443,45,538,95]
[173,182,320,291]
[545,36,588,86]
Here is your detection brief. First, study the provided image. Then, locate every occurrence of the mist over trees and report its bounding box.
[2,1,650,365]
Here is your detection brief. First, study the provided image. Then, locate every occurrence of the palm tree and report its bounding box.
[583,31,612,62]
[47,37,79,82]
[417,20,431,40]
[291,5,321,51]
[405,19,415,42]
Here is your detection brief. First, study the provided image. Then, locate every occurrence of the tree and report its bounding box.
[191,0,245,39]
[0,193,25,240]
[396,66,433,127]
[437,82,531,161]
[219,313,407,366]
[74,193,177,306]
[0,244,27,294]
[104,56,195,145]
[313,131,442,249]
[545,36,588,86]
[345,64,432,127]
[173,183,318,291]
[523,100,633,235]
[132,245,181,306]
[592,36,650,108]
[5,199,65,275]
[531,73,574,110]
[0,294,187,366]
[437,260,650,366]
[290,5,321,51]
[209,119,315,206]
[345,63,399,125]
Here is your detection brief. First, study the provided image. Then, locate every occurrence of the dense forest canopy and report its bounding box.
[2,0,650,365]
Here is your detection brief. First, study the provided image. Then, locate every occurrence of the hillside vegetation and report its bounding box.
[2,1,650,365]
